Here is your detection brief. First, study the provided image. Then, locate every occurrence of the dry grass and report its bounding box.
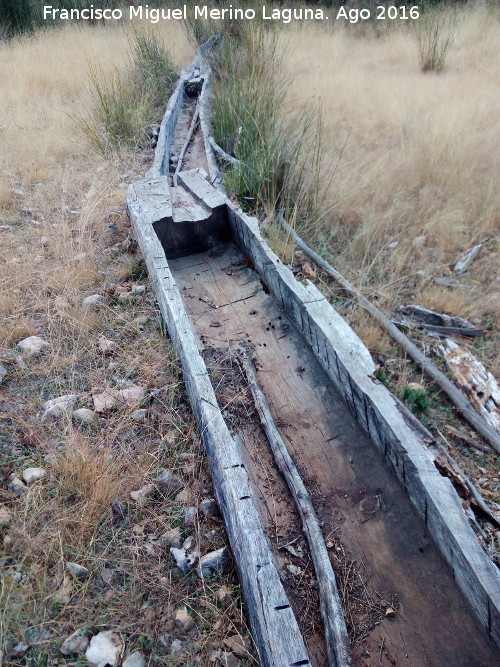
[0,21,253,665]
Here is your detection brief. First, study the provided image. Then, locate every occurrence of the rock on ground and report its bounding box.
[0,505,12,526]
[16,336,50,357]
[43,394,78,411]
[199,547,230,577]
[175,606,195,632]
[60,628,89,655]
[130,483,154,506]
[83,294,106,310]
[155,469,184,497]
[66,561,89,580]
[122,651,146,667]
[85,631,123,667]
[73,408,95,424]
[0,365,7,384]
[22,467,46,486]
[8,475,27,496]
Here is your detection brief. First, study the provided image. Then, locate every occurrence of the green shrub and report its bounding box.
[0,0,35,37]
[402,385,431,414]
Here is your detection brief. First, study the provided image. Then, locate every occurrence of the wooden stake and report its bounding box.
[238,348,352,667]
[276,214,500,455]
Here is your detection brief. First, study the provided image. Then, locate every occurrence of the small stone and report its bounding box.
[0,505,12,526]
[170,546,198,573]
[116,385,146,406]
[22,467,46,486]
[175,488,190,504]
[40,236,50,247]
[43,394,78,412]
[82,294,105,310]
[175,606,195,631]
[217,585,230,602]
[198,547,230,577]
[163,526,182,549]
[131,409,147,422]
[73,408,95,424]
[170,639,183,655]
[386,241,399,250]
[85,631,123,667]
[8,475,27,496]
[223,635,247,659]
[134,315,149,327]
[123,652,146,667]
[93,390,118,413]
[184,506,196,526]
[66,561,89,580]
[155,469,184,497]
[60,628,89,655]
[131,284,146,295]
[54,575,73,604]
[98,337,117,355]
[130,483,155,505]
[220,651,241,667]
[412,235,427,248]
[0,365,7,384]
[10,643,29,659]
[286,564,303,576]
[111,500,128,521]
[17,336,50,357]
[41,403,72,421]
[199,498,219,519]
[385,607,396,619]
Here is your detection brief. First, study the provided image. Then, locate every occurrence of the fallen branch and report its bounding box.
[276,213,500,455]
[173,104,200,185]
[238,348,351,667]
[208,135,241,166]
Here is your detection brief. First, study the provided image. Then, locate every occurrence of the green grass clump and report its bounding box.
[210,23,325,222]
[78,29,177,154]
[402,385,431,414]
[416,5,456,72]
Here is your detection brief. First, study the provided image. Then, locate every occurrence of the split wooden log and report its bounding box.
[454,244,483,275]
[173,104,200,185]
[276,213,500,455]
[238,348,351,667]
[395,305,484,337]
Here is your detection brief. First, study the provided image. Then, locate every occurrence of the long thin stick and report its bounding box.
[173,104,200,185]
[238,349,352,667]
[276,213,500,455]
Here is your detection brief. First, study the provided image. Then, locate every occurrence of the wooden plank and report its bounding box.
[224,202,500,651]
[127,183,311,667]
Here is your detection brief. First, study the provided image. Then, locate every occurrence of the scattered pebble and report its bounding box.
[155,469,184,497]
[66,561,89,580]
[199,547,229,577]
[223,635,247,659]
[184,506,196,526]
[73,408,95,424]
[85,631,123,667]
[131,284,146,295]
[53,575,73,605]
[0,365,7,384]
[10,643,29,659]
[8,475,27,496]
[43,394,78,411]
[131,408,147,422]
[123,652,146,667]
[83,294,105,310]
[98,337,117,355]
[170,546,199,573]
[60,628,89,655]
[0,505,12,526]
[175,606,195,632]
[134,315,149,327]
[22,467,46,486]
[385,607,396,619]
[17,336,50,358]
[130,483,155,506]
[199,498,219,520]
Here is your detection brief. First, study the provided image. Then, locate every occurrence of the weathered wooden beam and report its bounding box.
[238,348,351,667]
[276,214,500,455]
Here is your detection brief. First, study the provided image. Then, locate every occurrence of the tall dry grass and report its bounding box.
[278,7,499,365]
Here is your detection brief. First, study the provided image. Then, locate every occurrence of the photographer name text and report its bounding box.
[43,4,420,25]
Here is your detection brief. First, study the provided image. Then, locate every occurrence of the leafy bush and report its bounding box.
[402,385,431,414]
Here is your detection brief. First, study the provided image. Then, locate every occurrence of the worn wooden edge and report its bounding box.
[225,203,500,650]
[126,182,312,667]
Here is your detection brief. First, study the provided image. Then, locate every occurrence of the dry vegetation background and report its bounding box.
[0,6,499,665]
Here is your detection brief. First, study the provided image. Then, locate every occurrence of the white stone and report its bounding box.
[93,390,118,413]
[131,409,147,422]
[83,294,105,310]
[175,606,195,632]
[131,285,146,296]
[40,236,50,247]
[60,628,89,655]
[122,651,146,667]
[130,483,154,505]
[85,631,123,667]
[22,467,46,486]
[0,365,7,384]
[170,547,198,573]
[198,547,229,577]
[73,408,95,424]
[43,394,78,411]
[184,506,196,526]
[155,469,184,496]
[17,336,50,357]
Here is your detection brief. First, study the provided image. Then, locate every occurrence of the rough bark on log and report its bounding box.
[208,135,241,166]
[454,244,483,274]
[238,349,351,667]
[276,214,500,455]
[173,104,200,185]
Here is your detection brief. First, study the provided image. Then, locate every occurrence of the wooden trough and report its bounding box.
[127,46,500,667]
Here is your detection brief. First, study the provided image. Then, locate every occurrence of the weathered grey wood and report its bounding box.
[223,202,500,651]
[198,70,223,184]
[177,168,227,210]
[173,104,200,185]
[208,135,241,166]
[454,244,483,274]
[127,183,311,667]
[276,214,500,455]
[238,349,351,667]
